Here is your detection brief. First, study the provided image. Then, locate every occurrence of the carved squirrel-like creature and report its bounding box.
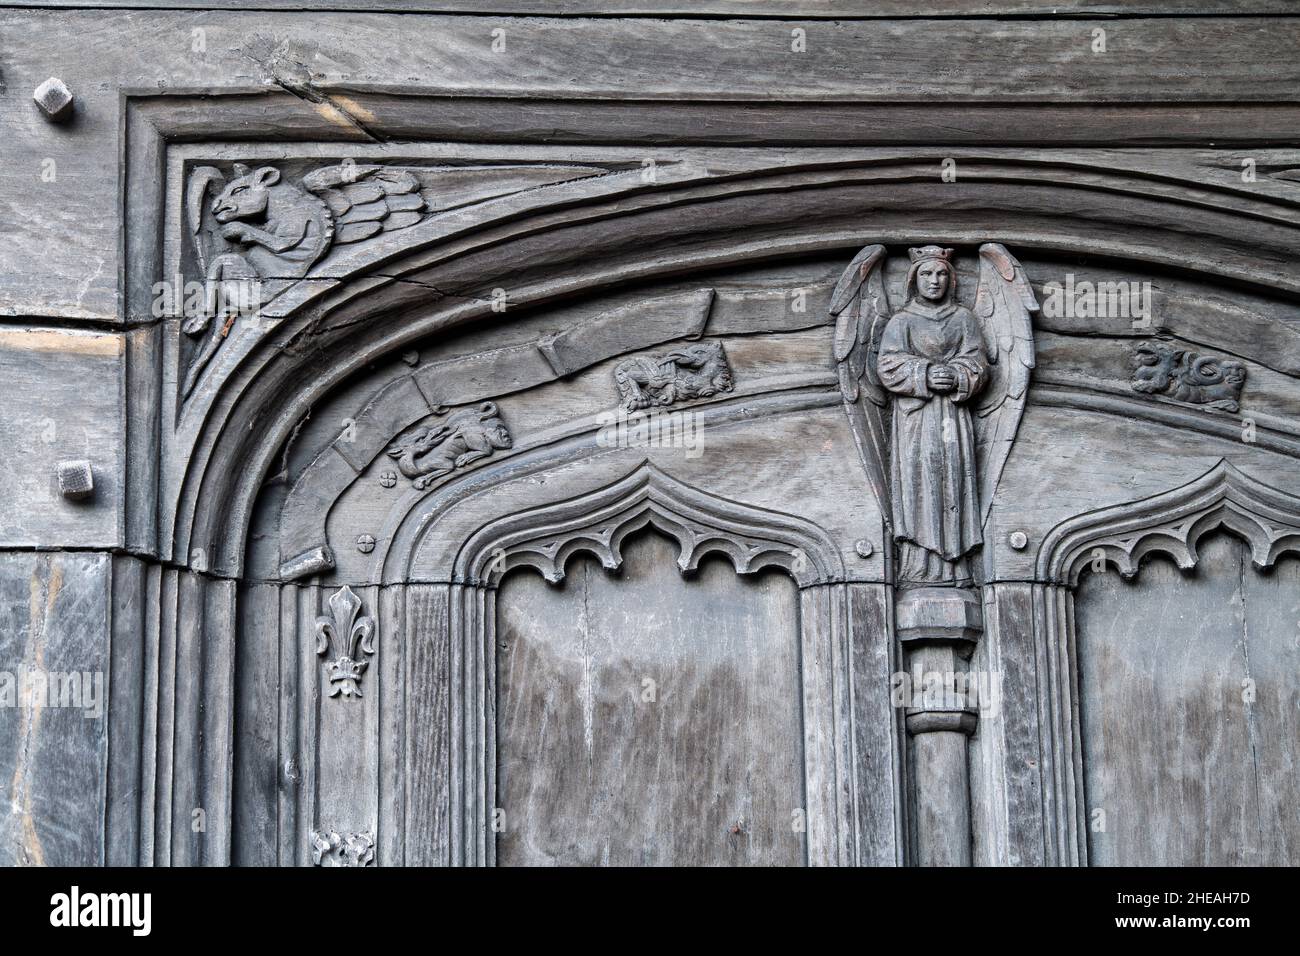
[1131,341,1247,412]
[207,165,334,279]
[385,402,513,490]
[613,341,735,411]
[181,162,428,397]
[198,162,426,282]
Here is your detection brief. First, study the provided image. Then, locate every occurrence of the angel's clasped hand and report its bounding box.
[927,365,957,393]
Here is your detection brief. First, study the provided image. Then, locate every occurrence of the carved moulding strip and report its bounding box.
[453,461,844,589]
[1034,582,1087,867]
[1037,458,1300,586]
[1032,379,1300,461]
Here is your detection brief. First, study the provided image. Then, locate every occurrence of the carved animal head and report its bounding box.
[661,342,718,367]
[1131,342,1180,390]
[1222,362,1247,385]
[476,403,514,450]
[211,164,282,223]
[662,341,733,395]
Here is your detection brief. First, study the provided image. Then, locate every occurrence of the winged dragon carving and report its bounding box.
[181,161,429,396]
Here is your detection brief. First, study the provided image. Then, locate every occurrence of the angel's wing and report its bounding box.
[972,243,1038,525]
[302,164,427,244]
[185,166,227,277]
[830,244,893,523]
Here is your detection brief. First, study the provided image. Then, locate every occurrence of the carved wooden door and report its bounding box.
[10,5,1300,874]
[196,144,1300,866]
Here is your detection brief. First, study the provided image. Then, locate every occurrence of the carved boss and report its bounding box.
[832,244,1038,588]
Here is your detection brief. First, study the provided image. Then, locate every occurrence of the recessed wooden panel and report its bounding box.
[495,530,805,866]
[1077,534,1300,865]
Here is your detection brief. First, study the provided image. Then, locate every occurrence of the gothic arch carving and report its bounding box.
[115,93,1300,867]
[1037,458,1300,586]
[452,461,843,588]
[157,139,1300,579]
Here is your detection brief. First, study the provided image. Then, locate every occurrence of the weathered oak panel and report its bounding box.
[1077,536,1300,865]
[496,533,806,865]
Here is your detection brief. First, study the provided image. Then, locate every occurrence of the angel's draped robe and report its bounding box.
[876,299,989,586]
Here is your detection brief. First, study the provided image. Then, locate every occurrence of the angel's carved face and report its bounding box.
[916,262,951,302]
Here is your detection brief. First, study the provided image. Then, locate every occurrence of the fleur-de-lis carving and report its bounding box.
[310,829,375,867]
[315,586,376,698]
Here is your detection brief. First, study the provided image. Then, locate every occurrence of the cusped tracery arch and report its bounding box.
[1037,458,1300,586]
[452,461,844,589]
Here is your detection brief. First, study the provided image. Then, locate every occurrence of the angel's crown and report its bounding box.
[908,245,954,263]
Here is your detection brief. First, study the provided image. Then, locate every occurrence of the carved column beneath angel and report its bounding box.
[833,243,1037,589]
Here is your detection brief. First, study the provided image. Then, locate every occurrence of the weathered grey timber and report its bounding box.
[2,5,1299,868]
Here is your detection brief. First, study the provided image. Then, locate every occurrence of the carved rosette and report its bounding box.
[314,586,376,698]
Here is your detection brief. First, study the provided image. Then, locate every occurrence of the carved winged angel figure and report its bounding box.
[832,244,1038,588]
[180,161,428,396]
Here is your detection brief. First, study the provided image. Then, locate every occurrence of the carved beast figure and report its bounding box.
[613,341,735,411]
[181,161,428,397]
[202,162,426,281]
[1131,341,1247,412]
[207,165,334,279]
[385,402,513,490]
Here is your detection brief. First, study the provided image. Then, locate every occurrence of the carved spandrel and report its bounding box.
[1130,341,1247,412]
[181,162,431,397]
[176,160,612,401]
